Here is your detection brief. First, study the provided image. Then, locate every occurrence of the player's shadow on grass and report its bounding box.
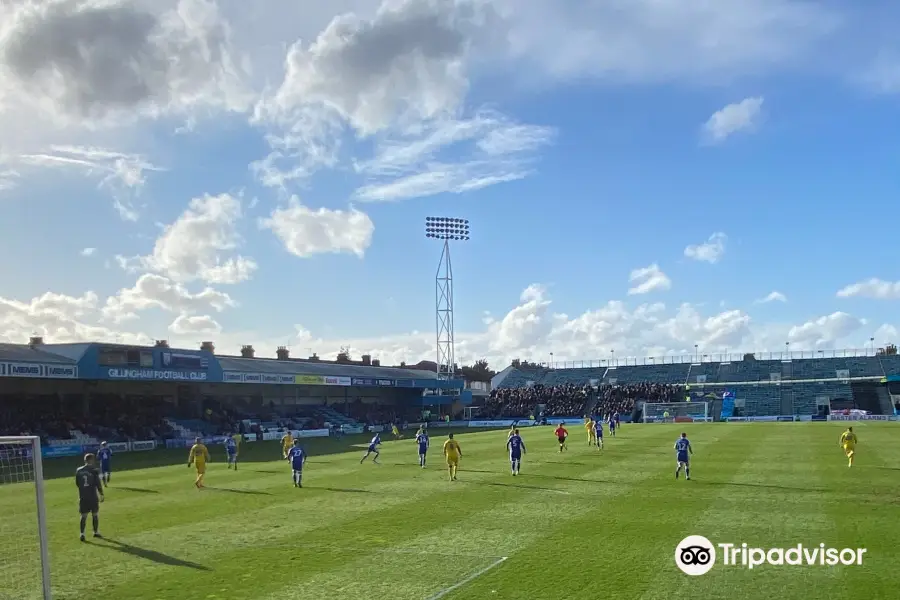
[690,480,828,493]
[251,469,280,474]
[203,486,272,496]
[478,481,566,493]
[98,539,210,571]
[115,487,159,494]
[316,486,372,493]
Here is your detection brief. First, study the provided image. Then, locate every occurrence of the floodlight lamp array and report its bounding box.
[425,216,470,240]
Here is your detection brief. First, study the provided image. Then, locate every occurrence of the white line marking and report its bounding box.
[425,556,508,600]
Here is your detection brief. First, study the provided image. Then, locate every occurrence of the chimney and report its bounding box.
[276,346,290,360]
[308,353,319,361]
[241,345,255,358]
[154,340,169,348]
[200,341,215,353]
[372,358,381,367]
[29,336,43,347]
[361,354,372,366]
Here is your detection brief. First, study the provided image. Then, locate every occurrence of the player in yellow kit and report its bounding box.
[585,417,596,446]
[281,431,294,459]
[391,423,403,439]
[443,434,462,481]
[840,427,858,467]
[187,437,210,488]
[232,433,242,458]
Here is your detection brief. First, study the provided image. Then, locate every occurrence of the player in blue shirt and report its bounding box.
[593,419,604,450]
[286,440,306,487]
[506,429,526,475]
[97,442,112,486]
[360,434,381,464]
[608,414,616,437]
[675,433,693,480]
[224,435,238,470]
[415,429,429,468]
[614,412,621,431]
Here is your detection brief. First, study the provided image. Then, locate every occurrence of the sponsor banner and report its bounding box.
[131,440,156,451]
[295,429,330,438]
[223,371,244,383]
[395,379,414,387]
[746,416,779,422]
[674,416,694,423]
[369,425,385,433]
[262,432,282,441]
[8,363,43,377]
[777,416,795,422]
[828,414,895,422]
[377,379,395,387]
[44,364,78,378]
[295,375,324,385]
[468,420,515,427]
[278,375,295,384]
[106,442,130,452]
[42,444,84,458]
[727,417,749,422]
[341,426,365,434]
[324,376,351,386]
[448,420,468,427]
[165,438,193,449]
[261,374,281,384]
[242,373,262,384]
[811,415,828,422]
[2,362,74,378]
[106,368,207,381]
[351,377,375,386]
[796,415,813,422]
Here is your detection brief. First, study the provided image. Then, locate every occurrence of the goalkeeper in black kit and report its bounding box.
[76,453,105,541]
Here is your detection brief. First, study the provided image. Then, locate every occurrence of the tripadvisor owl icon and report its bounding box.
[675,535,716,576]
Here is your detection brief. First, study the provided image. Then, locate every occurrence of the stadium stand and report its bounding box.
[493,352,892,417]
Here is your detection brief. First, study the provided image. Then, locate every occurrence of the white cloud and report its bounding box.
[837,279,900,299]
[169,314,222,336]
[118,193,257,285]
[260,197,374,259]
[0,290,149,346]
[102,274,235,323]
[684,232,727,263]
[788,312,866,348]
[702,97,764,143]
[353,111,555,202]
[8,146,163,220]
[81,247,97,257]
[628,264,672,295]
[756,291,787,303]
[0,0,251,127]
[0,282,886,367]
[492,0,837,84]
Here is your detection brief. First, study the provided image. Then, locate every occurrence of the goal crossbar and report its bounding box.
[0,436,52,599]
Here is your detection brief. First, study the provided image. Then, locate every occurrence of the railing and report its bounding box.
[527,347,891,370]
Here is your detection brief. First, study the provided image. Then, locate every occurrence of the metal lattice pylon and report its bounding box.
[435,239,455,380]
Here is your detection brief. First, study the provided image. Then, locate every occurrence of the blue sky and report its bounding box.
[0,0,899,368]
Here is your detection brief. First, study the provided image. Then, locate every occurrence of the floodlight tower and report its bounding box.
[425,217,470,380]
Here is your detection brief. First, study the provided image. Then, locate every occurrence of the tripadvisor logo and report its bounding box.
[675,536,867,575]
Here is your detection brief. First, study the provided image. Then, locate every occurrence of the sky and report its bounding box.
[1,0,900,369]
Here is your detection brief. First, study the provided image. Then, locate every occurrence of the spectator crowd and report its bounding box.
[486,382,685,420]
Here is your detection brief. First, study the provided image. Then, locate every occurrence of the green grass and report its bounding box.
[3,423,900,600]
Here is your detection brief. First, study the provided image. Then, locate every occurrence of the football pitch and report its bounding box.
[3,423,900,600]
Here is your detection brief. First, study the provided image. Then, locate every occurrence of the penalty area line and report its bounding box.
[425,556,508,600]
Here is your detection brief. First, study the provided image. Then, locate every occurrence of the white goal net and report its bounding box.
[0,437,52,600]
[642,402,710,423]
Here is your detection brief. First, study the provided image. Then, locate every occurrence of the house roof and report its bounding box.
[0,343,77,364]
[216,356,437,380]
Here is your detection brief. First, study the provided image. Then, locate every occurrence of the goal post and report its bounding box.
[0,436,52,600]
[642,402,711,423]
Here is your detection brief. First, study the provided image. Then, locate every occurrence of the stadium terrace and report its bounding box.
[0,338,467,456]
[490,349,900,422]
